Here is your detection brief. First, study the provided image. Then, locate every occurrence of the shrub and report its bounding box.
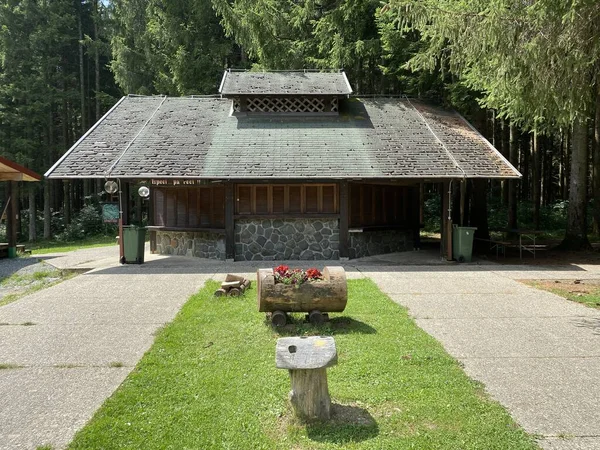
[55,205,106,241]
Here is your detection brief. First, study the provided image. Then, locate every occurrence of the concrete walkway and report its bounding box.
[361,262,600,450]
[0,247,216,449]
[2,246,600,449]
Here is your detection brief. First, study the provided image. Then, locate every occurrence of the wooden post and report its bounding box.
[7,181,18,258]
[276,336,338,421]
[441,181,453,260]
[148,187,157,253]
[460,179,466,226]
[121,181,130,226]
[225,182,235,261]
[118,180,129,264]
[339,181,349,259]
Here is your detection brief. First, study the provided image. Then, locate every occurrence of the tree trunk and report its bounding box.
[471,179,490,242]
[63,180,71,225]
[563,130,570,200]
[94,0,101,121]
[533,130,542,230]
[28,188,36,242]
[490,111,501,200]
[77,0,86,134]
[508,124,519,230]
[43,181,51,239]
[559,118,591,250]
[593,88,600,235]
[501,119,510,206]
[520,132,530,200]
[289,368,331,421]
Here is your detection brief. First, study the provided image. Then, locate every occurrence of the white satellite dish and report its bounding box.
[104,180,118,194]
[138,186,150,198]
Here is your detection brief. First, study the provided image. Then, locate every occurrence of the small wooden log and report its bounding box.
[242,279,251,290]
[225,274,246,283]
[308,310,325,325]
[214,288,227,297]
[271,310,287,327]
[222,280,242,289]
[289,369,330,420]
[276,336,337,421]
[228,288,241,297]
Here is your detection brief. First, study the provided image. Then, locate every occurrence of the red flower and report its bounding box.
[273,266,322,286]
[274,265,290,276]
[305,268,323,280]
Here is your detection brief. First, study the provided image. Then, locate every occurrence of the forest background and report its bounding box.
[0,0,598,250]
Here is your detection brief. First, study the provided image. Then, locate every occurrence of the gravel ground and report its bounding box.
[0,257,49,281]
[0,257,59,301]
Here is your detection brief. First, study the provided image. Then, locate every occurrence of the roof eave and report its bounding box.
[44,96,128,179]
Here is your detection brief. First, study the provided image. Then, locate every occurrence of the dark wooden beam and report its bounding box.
[121,181,130,226]
[149,186,156,253]
[7,181,18,257]
[441,181,453,261]
[339,181,349,259]
[225,182,235,261]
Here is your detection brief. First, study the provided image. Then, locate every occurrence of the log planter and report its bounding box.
[257,266,347,326]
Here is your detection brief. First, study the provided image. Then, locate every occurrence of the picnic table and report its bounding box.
[490,229,545,259]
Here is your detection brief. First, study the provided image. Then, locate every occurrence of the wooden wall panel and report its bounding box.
[235,184,337,216]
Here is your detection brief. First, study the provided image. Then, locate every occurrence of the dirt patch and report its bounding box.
[523,279,600,293]
[521,279,600,308]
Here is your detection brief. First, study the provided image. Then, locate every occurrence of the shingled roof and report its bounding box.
[219,71,352,96]
[45,95,520,180]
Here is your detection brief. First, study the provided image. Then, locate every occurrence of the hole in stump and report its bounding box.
[289,345,297,353]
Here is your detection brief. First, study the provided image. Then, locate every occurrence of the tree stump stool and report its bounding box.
[276,336,337,421]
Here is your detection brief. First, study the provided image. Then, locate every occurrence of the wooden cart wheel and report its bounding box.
[271,310,287,327]
[308,310,325,326]
[214,288,226,297]
[228,288,241,297]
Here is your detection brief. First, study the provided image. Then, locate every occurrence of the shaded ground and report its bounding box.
[474,238,600,267]
[0,257,46,281]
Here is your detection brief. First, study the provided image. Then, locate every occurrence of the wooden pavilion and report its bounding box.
[0,156,41,258]
[45,70,520,261]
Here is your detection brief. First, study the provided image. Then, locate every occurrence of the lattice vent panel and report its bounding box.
[330,97,338,112]
[246,97,325,113]
[232,97,241,112]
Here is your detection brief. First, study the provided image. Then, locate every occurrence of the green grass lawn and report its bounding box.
[30,235,117,255]
[68,279,537,450]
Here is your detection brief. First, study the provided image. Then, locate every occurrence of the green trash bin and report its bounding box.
[122,226,147,264]
[7,247,17,259]
[452,225,477,263]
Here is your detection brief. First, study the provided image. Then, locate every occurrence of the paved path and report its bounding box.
[3,246,600,449]
[0,248,215,449]
[362,263,600,450]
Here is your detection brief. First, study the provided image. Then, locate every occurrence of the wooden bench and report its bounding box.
[475,238,511,258]
[0,243,30,258]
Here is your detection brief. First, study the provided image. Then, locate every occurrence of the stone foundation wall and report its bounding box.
[235,219,339,261]
[349,229,413,259]
[156,231,225,260]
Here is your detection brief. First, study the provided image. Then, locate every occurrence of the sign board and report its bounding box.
[151,179,214,186]
[101,203,119,223]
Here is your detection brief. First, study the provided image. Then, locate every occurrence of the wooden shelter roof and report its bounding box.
[45,96,520,180]
[0,156,41,182]
[219,70,353,96]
